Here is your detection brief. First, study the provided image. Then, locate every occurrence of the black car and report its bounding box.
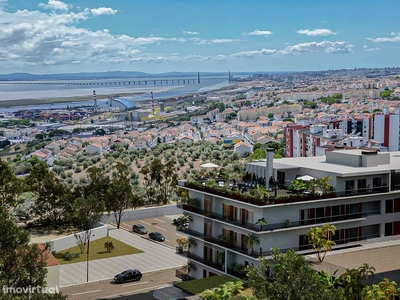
[113,269,142,283]
[148,232,165,242]
[132,224,147,235]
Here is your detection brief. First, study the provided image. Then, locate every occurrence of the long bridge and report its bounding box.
[0,72,204,86]
[0,78,199,86]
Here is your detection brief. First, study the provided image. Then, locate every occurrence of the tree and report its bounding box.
[316,176,333,195]
[25,161,72,229]
[358,263,375,285]
[243,233,260,255]
[362,278,400,300]
[0,206,67,299]
[245,248,344,300]
[217,102,225,113]
[105,162,140,229]
[288,179,307,196]
[201,281,252,300]
[305,223,336,262]
[140,159,178,205]
[0,160,22,209]
[251,185,269,202]
[186,237,197,256]
[255,217,267,231]
[338,268,364,300]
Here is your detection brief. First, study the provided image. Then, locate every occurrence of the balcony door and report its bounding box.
[204,222,212,238]
[204,197,212,217]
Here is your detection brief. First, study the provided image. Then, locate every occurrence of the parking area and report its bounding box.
[120,215,188,248]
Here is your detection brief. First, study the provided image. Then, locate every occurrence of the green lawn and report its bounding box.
[174,275,237,295]
[54,236,143,265]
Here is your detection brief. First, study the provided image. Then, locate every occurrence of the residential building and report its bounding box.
[233,142,252,157]
[374,109,400,151]
[177,148,400,279]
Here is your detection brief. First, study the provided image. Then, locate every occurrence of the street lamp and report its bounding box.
[86,233,95,282]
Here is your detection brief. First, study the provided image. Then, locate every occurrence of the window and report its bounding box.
[386,198,400,213]
[386,199,393,214]
[316,207,324,223]
[357,179,367,193]
[385,222,393,237]
[332,205,340,221]
[373,177,382,192]
[345,180,355,194]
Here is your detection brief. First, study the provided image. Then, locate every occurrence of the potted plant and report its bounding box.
[217,234,233,247]
[256,217,268,231]
[176,237,187,254]
[217,252,225,270]
[243,233,260,255]
[285,219,291,228]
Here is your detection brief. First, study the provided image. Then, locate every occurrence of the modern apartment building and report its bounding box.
[177,148,400,279]
[374,109,400,152]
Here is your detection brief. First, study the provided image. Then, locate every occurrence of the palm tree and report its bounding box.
[305,223,336,262]
[251,185,269,202]
[316,176,333,195]
[181,261,197,279]
[243,233,260,255]
[186,237,197,256]
[358,263,376,284]
[290,179,307,196]
[339,268,363,300]
[255,217,267,231]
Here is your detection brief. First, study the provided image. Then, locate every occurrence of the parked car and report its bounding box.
[132,224,147,235]
[149,232,165,242]
[113,269,142,283]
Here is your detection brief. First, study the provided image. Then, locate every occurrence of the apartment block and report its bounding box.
[177,149,400,279]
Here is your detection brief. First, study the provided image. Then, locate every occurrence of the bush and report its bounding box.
[104,241,115,253]
[63,251,73,261]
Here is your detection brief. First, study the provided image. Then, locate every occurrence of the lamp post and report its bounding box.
[86,233,95,282]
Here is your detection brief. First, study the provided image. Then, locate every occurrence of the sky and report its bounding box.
[0,0,399,75]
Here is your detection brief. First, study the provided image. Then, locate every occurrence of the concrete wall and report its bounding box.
[45,265,60,293]
[51,222,109,252]
[99,204,183,224]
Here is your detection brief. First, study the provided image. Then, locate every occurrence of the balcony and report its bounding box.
[176,249,224,272]
[178,203,378,232]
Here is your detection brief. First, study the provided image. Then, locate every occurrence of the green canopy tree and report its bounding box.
[201,281,253,300]
[105,162,141,229]
[245,248,344,300]
[25,161,72,229]
[0,206,67,299]
[0,159,22,210]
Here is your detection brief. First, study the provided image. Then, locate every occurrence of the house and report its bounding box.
[38,244,60,293]
[86,142,103,155]
[178,135,194,145]
[176,148,400,280]
[234,141,252,157]
[33,149,51,161]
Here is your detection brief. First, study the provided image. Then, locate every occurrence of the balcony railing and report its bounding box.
[177,249,224,272]
[178,203,379,232]
[182,180,390,207]
[177,226,380,259]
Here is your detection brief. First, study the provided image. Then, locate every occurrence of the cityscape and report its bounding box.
[1,0,400,300]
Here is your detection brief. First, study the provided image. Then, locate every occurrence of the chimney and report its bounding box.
[265,148,274,190]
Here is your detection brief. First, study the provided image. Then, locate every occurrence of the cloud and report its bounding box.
[367,32,400,42]
[210,39,240,43]
[297,29,337,36]
[0,3,188,68]
[243,29,273,37]
[280,40,353,55]
[38,0,71,11]
[90,7,118,16]
[232,48,276,57]
[183,31,199,35]
[363,45,380,52]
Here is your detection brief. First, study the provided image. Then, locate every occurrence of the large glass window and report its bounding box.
[357,179,367,193]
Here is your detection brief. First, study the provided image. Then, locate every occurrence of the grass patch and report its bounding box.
[54,237,143,265]
[175,275,237,295]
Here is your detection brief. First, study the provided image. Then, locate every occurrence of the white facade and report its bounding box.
[178,149,400,280]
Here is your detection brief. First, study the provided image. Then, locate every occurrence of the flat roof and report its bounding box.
[247,150,400,177]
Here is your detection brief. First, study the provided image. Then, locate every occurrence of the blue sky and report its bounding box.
[0,0,399,74]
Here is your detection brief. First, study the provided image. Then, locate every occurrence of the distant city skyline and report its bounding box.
[0,0,399,74]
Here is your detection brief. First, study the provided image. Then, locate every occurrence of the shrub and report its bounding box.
[104,241,115,253]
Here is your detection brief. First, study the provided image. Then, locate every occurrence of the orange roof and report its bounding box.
[37,244,59,267]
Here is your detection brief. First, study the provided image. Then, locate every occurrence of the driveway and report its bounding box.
[120,215,187,249]
[60,225,187,287]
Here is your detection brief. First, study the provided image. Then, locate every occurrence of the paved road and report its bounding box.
[61,268,188,300]
[60,226,187,286]
[120,215,187,249]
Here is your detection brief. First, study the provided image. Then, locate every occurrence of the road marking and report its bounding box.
[123,281,149,287]
[122,223,131,228]
[155,226,166,231]
[100,284,167,299]
[176,233,186,237]
[154,218,165,223]
[140,220,150,225]
[72,290,101,296]
[165,239,170,242]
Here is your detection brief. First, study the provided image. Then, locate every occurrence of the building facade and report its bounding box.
[177,149,400,279]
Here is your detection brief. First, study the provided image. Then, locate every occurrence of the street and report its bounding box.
[61,268,182,300]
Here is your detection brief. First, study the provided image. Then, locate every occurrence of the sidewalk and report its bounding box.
[59,226,187,287]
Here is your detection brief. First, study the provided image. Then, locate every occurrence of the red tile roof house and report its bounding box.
[37,244,60,293]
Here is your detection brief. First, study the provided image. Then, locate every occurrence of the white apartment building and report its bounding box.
[177,149,400,279]
[374,109,400,152]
